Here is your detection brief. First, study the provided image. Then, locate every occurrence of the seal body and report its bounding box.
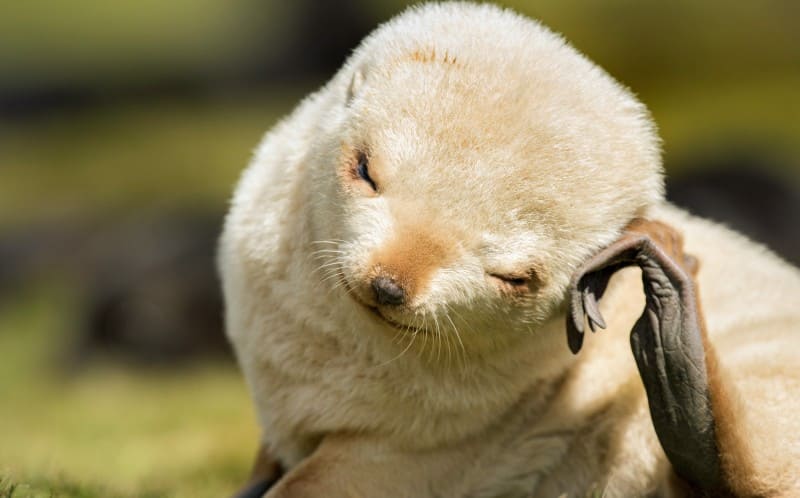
[220,3,800,496]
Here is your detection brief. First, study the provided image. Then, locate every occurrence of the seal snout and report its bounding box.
[371,275,406,306]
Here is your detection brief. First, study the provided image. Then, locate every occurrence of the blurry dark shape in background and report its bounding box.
[76,211,227,366]
[667,150,800,267]
[0,211,229,366]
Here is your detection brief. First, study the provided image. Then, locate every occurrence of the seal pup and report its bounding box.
[220,3,800,496]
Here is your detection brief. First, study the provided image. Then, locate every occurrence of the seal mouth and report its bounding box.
[339,274,426,333]
[365,302,418,330]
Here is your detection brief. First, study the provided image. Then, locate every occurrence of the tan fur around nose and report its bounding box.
[367,226,453,305]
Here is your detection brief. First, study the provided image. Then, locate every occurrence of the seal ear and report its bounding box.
[346,66,367,105]
[566,218,697,353]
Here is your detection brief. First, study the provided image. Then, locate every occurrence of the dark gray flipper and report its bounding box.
[567,220,726,494]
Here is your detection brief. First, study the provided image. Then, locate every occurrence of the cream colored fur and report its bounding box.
[219,3,800,496]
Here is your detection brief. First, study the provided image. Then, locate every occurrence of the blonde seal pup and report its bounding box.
[219,3,800,497]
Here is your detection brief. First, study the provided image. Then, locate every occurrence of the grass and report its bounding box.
[0,286,259,497]
[0,87,310,497]
[0,89,312,227]
[0,474,148,498]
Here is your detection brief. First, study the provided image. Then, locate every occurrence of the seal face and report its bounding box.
[297,4,665,356]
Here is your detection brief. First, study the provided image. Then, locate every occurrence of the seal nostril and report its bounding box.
[371,276,406,306]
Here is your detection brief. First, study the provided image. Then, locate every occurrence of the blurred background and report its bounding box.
[1,1,798,496]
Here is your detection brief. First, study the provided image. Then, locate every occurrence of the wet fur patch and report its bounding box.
[405,46,462,67]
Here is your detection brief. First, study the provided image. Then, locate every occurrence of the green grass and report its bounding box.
[0,89,314,227]
[0,88,312,497]
[0,474,152,498]
[0,287,259,497]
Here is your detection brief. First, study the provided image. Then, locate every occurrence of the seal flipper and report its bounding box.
[628,236,724,492]
[566,219,739,495]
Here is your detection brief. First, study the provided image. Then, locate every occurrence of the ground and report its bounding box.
[0,285,259,498]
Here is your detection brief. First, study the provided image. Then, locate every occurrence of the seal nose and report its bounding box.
[371,276,405,306]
